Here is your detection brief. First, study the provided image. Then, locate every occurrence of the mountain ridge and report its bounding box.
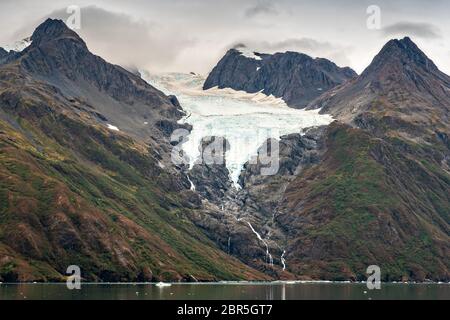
[203,47,357,108]
[308,37,450,141]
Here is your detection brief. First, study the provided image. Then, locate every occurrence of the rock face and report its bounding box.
[0,48,16,65]
[272,38,450,281]
[188,136,233,201]
[203,47,356,108]
[0,48,7,61]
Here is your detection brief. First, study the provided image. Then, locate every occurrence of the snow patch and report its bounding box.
[237,48,262,60]
[106,124,120,131]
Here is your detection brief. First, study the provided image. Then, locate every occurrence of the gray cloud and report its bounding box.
[36,6,197,73]
[2,0,450,75]
[382,22,442,39]
[244,1,278,18]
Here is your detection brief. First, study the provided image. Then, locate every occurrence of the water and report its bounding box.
[141,72,333,188]
[0,283,448,300]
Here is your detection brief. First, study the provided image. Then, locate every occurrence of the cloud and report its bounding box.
[228,38,354,67]
[382,22,442,39]
[19,5,198,73]
[244,1,278,18]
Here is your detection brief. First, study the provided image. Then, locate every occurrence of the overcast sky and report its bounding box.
[1,0,450,75]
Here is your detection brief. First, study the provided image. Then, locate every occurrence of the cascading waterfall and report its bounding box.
[281,250,286,271]
[246,222,273,266]
[186,175,196,191]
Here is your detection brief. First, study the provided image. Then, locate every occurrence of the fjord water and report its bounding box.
[141,72,333,188]
[0,283,449,300]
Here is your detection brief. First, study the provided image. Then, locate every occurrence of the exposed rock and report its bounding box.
[308,37,450,140]
[204,48,356,108]
[189,136,232,201]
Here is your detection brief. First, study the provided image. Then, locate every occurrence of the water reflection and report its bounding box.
[0,283,448,300]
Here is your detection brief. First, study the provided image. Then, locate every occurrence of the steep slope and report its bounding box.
[204,47,356,108]
[309,37,450,140]
[278,123,449,281]
[0,19,268,282]
[269,38,450,281]
[5,19,185,144]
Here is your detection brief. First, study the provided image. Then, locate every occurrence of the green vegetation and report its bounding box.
[0,109,264,282]
[285,124,449,281]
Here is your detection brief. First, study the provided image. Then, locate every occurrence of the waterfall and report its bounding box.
[186,175,196,191]
[246,222,273,266]
[281,250,287,271]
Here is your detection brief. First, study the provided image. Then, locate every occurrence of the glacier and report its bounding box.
[140,72,333,188]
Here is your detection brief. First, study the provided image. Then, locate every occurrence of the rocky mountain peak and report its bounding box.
[362,37,438,77]
[307,36,450,138]
[31,18,85,47]
[204,48,356,108]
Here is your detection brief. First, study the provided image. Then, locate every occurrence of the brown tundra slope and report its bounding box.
[276,37,450,281]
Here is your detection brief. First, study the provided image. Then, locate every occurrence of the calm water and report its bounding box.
[0,282,449,300]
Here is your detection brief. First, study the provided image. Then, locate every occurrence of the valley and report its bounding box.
[0,19,448,283]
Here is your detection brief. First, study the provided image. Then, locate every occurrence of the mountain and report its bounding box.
[268,38,450,280]
[309,37,450,140]
[190,38,450,281]
[0,19,267,282]
[203,47,357,108]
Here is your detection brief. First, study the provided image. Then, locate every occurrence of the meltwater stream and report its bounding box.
[141,72,333,189]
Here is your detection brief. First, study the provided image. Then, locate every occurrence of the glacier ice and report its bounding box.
[140,72,333,188]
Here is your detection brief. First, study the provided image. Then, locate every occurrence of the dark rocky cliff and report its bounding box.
[204,47,356,108]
